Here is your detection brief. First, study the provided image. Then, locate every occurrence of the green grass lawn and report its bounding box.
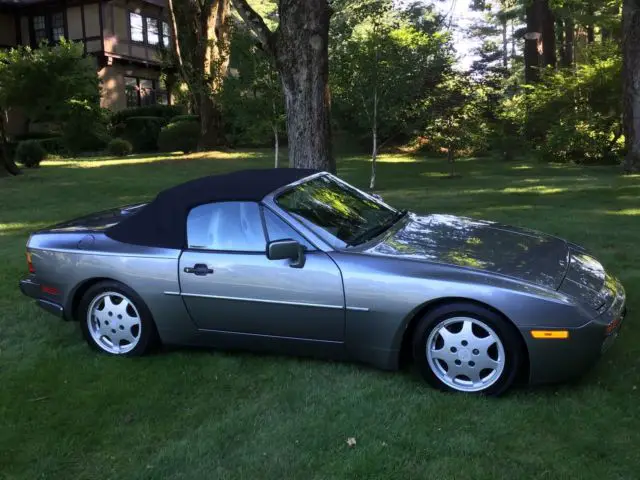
[1,151,639,479]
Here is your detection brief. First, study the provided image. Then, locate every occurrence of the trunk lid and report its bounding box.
[40,203,147,233]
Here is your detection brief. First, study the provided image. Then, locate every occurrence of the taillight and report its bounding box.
[26,251,35,273]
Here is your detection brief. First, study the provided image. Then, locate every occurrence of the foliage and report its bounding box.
[15,139,46,168]
[38,137,66,156]
[107,138,133,157]
[0,40,100,127]
[110,105,184,126]
[496,45,623,163]
[62,101,111,156]
[330,1,453,148]
[221,25,284,148]
[158,119,200,153]
[171,114,200,123]
[423,73,488,173]
[114,116,165,153]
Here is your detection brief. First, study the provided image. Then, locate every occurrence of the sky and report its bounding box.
[434,0,484,70]
[393,0,484,70]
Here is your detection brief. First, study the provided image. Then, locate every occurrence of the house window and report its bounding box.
[125,77,139,108]
[162,21,170,48]
[140,79,155,106]
[33,15,47,44]
[51,12,64,41]
[146,18,159,45]
[130,13,144,42]
[124,77,167,107]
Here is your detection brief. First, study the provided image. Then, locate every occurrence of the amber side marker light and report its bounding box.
[26,252,34,273]
[530,330,569,339]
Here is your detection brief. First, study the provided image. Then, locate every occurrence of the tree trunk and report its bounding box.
[272,98,279,168]
[502,17,508,67]
[561,18,574,67]
[622,0,640,172]
[198,94,224,150]
[0,113,21,176]
[232,0,335,173]
[525,1,543,82]
[525,0,555,82]
[370,89,377,190]
[586,6,595,44]
[168,0,230,151]
[447,147,455,177]
[274,0,334,172]
[541,2,556,68]
[511,20,516,58]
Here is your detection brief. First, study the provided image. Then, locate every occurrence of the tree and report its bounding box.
[622,0,640,172]
[232,0,335,172]
[0,40,100,175]
[330,0,452,188]
[167,0,231,150]
[222,25,285,166]
[425,74,486,177]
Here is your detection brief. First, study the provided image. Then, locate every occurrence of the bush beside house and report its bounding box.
[158,119,199,153]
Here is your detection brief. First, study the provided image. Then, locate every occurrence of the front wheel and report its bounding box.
[78,281,157,356]
[412,303,522,395]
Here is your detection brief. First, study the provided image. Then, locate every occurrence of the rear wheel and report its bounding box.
[412,302,522,395]
[78,281,157,356]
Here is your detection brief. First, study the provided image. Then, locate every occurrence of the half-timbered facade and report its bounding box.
[0,0,172,135]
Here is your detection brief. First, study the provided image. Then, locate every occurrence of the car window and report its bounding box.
[263,208,314,250]
[275,174,398,245]
[187,202,266,252]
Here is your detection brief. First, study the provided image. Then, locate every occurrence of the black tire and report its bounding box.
[78,280,158,356]
[412,302,522,396]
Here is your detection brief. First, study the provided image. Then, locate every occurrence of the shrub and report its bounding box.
[15,140,46,168]
[110,105,184,126]
[13,134,66,156]
[39,136,66,156]
[171,114,200,123]
[116,116,164,153]
[62,102,111,155]
[14,132,58,141]
[158,120,200,153]
[107,138,133,157]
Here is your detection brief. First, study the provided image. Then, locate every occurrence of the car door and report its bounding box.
[178,201,345,342]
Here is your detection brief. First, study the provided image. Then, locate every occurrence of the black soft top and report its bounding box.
[106,168,319,249]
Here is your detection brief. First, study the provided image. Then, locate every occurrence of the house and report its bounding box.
[0,0,173,135]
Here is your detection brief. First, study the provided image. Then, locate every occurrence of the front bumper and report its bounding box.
[525,278,627,385]
[19,278,65,319]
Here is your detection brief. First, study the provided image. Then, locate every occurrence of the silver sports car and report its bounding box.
[20,169,627,395]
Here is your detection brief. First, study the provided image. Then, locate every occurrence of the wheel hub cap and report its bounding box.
[87,292,141,354]
[426,317,505,393]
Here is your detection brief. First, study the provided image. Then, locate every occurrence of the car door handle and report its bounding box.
[184,264,214,276]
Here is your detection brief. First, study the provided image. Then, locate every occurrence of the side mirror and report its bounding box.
[267,239,306,269]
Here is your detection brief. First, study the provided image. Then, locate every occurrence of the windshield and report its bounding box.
[275,174,401,246]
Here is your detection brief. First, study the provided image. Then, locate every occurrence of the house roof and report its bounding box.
[106,168,319,249]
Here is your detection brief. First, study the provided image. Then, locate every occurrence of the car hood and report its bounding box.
[364,213,570,290]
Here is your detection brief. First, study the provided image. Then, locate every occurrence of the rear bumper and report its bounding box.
[525,280,627,385]
[19,278,65,319]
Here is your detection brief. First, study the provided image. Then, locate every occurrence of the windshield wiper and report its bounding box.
[349,210,408,246]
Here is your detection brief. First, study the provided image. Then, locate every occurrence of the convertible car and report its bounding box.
[20,169,627,395]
